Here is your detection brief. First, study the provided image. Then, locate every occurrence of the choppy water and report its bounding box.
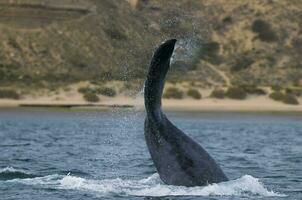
[0,108,301,200]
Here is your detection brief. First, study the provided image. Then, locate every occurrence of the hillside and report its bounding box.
[0,0,302,91]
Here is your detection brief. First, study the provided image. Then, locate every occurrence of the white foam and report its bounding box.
[59,174,286,197]
[6,174,61,185]
[0,167,26,173]
[6,173,286,197]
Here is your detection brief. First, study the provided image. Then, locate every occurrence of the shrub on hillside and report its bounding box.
[163,87,184,99]
[104,27,127,40]
[285,88,302,97]
[252,19,278,42]
[78,86,101,102]
[231,57,254,72]
[222,16,233,24]
[83,92,99,102]
[198,41,221,64]
[210,89,225,99]
[269,91,285,101]
[225,87,247,100]
[271,85,282,92]
[187,88,202,99]
[269,91,299,105]
[78,87,93,94]
[241,85,266,95]
[8,38,21,50]
[96,87,116,97]
[0,89,20,99]
[258,29,278,42]
[202,42,220,56]
[282,94,299,105]
[252,19,270,33]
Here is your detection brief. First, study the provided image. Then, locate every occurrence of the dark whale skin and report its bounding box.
[144,39,228,186]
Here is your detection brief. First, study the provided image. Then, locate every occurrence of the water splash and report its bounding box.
[171,37,202,66]
[5,172,285,197]
[0,167,37,180]
[132,86,144,111]
[0,167,23,173]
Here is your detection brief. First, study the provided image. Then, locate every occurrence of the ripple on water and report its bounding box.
[0,110,301,199]
[0,167,38,181]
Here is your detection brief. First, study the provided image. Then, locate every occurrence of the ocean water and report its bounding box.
[0,108,301,200]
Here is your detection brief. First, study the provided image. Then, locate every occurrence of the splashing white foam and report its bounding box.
[5,173,285,197]
[0,167,26,173]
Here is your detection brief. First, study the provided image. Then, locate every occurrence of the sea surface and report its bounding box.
[0,108,301,200]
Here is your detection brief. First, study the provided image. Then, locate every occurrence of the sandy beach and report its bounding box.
[0,93,301,113]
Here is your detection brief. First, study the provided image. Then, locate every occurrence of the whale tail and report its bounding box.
[144,39,176,118]
[144,39,228,186]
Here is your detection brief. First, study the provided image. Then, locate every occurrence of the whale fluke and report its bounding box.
[144,39,228,186]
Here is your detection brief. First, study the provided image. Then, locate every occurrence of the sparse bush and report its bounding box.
[202,42,220,55]
[83,92,99,102]
[231,57,254,72]
[163,87,184,99]
[292,37,302,55]
[63,43,90,69]
[78,87,93,94]
[241,85,266,95]
[222,16,233,24]
[282,94,299,105]
[8,38,21,50]
[252,19,270,33]
[104,28,127,40]
[258,30,278,42]
[187,89,201,99]
[294,88,302,97]
[252,19,278,42]
[0,89,20,99]
[200,42,220,58]
[271,85,282,92]
[225,87,247,100]
[285,88,293,95]
[210,89,225,99]
[78,86,101,102]
[269,91,285,101]
[269,91,299,105]
[63,87,71,92]
[285,88,302,97]
[124,82,132,89]
[266,55,276,66]
[189,81,196,87]
[96,87,116,97]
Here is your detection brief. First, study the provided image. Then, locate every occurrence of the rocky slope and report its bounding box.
[0,0,301,90]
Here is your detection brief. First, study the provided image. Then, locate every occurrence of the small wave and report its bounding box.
[59,170,91,177]
[0,167,37,180]
[5,173,285,197]
[0,143,30,147]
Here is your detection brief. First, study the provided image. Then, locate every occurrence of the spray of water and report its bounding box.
[2,168,285,198]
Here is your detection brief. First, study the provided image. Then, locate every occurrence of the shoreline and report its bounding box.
[0,96,301,113]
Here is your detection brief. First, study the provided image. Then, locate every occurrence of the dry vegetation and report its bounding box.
[0,0,301,102]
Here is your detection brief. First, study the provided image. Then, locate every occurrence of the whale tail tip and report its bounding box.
[144,39,177,115]
[152,39,177,62]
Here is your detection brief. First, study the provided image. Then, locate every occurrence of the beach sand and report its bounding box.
[0,92,301,112]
